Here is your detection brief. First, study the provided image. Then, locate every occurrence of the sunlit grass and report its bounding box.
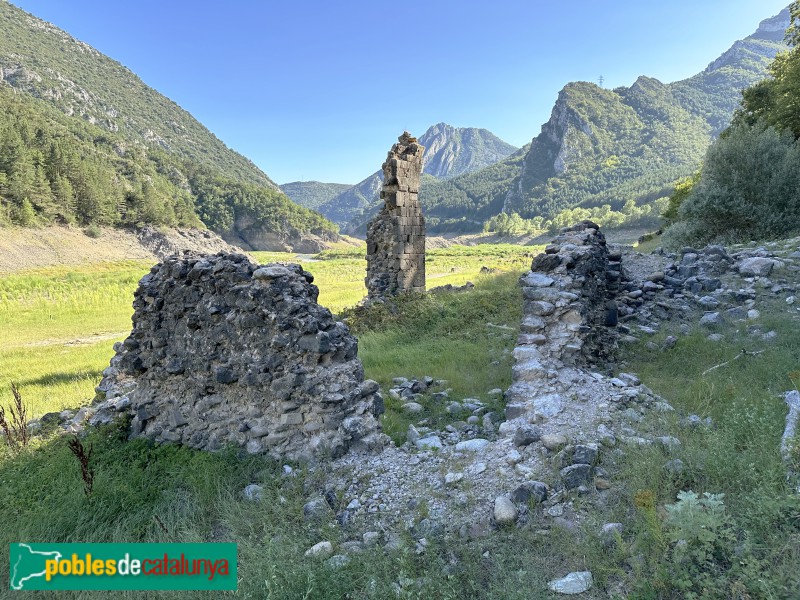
[0,260,149,347]
[0,342,116,418]
[252,244,537,313]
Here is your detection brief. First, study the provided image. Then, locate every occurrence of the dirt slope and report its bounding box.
[0,226,247,273]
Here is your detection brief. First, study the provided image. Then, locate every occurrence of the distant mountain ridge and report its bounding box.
[315,124,518,226]
[341,7,791,235]
[0,1,337,250]
[497,8,791,222]
[420,123,519,179]
[427,8,792,233]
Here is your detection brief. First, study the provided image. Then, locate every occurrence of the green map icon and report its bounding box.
[9,543,63,590]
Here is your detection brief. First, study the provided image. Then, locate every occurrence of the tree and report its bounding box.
[12,198,37,226]
[785,0,800,48]
[663,172,700,222]
[734,7,800,139]
[676,124,800,243]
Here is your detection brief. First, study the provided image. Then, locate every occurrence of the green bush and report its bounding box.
[83,224,103,239]
[664,491,735,597]
[665,123,800,246]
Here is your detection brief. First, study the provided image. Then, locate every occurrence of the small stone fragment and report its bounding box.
[493,496,518,525]
[243,484,264,502]
[444,472,463,486]
[455,439,490,452]
[560,464,592,489]
[416,436,443,451]
[513,424,542,447]
[542,433,568,450]
[548,571,593,595]
[510,481,548,504]
[304,541,333,558]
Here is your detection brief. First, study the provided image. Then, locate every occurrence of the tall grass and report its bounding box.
[606,299,800,597]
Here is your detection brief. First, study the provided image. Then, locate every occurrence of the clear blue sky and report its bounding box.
[11,0,791,185]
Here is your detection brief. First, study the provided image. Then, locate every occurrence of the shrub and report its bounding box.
[670,123,800,245]
[83,223,103,238]
[0,383,30,454]
[664,491,736,598]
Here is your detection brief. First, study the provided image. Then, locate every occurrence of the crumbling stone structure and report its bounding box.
[506,221,622,411]
[94,252,385,461]
[365,132,426,299]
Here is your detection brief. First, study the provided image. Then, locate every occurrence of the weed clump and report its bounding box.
[0,383,29,454]
[67,435,94,497]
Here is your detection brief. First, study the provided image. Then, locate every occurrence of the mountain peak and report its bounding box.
[752,7,792,41]
[417,124,518,179]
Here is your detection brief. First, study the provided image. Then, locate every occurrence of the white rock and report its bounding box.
[455,439,490,452]
[521,273,555,287]
[253,266,291,280]
[534,393,565,417]
[505,449,523,464]
[493,496,518,525]
[515,463,534,476]
[468,462,487,475]
[304,541,333,558]
[402,402,424,414]
[444,472,463,485]
[416,436,443,451]
[548,571,593,594]
[243,484,264,502]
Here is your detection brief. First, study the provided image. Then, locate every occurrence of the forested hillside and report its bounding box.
[280,181,353,211]
[662,3,800,246]
[0,1,338,248]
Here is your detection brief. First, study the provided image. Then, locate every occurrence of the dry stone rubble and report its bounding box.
[92,252,385,460]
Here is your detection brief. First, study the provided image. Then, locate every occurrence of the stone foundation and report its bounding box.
[94,252,385,461]
[365,132,426,299]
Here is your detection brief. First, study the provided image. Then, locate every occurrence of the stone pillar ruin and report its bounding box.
[365,132,426,299]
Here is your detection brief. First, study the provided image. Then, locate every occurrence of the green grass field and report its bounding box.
[1,244,799,598]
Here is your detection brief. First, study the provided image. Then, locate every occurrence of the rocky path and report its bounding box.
[295,232,800,578]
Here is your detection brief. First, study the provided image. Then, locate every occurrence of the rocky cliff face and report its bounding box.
[500,75,712,217]
[418,123,518,179]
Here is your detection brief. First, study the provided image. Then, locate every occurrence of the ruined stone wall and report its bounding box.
[506,221,621,410]
[365,132,426,299]
[94,252,384,461]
